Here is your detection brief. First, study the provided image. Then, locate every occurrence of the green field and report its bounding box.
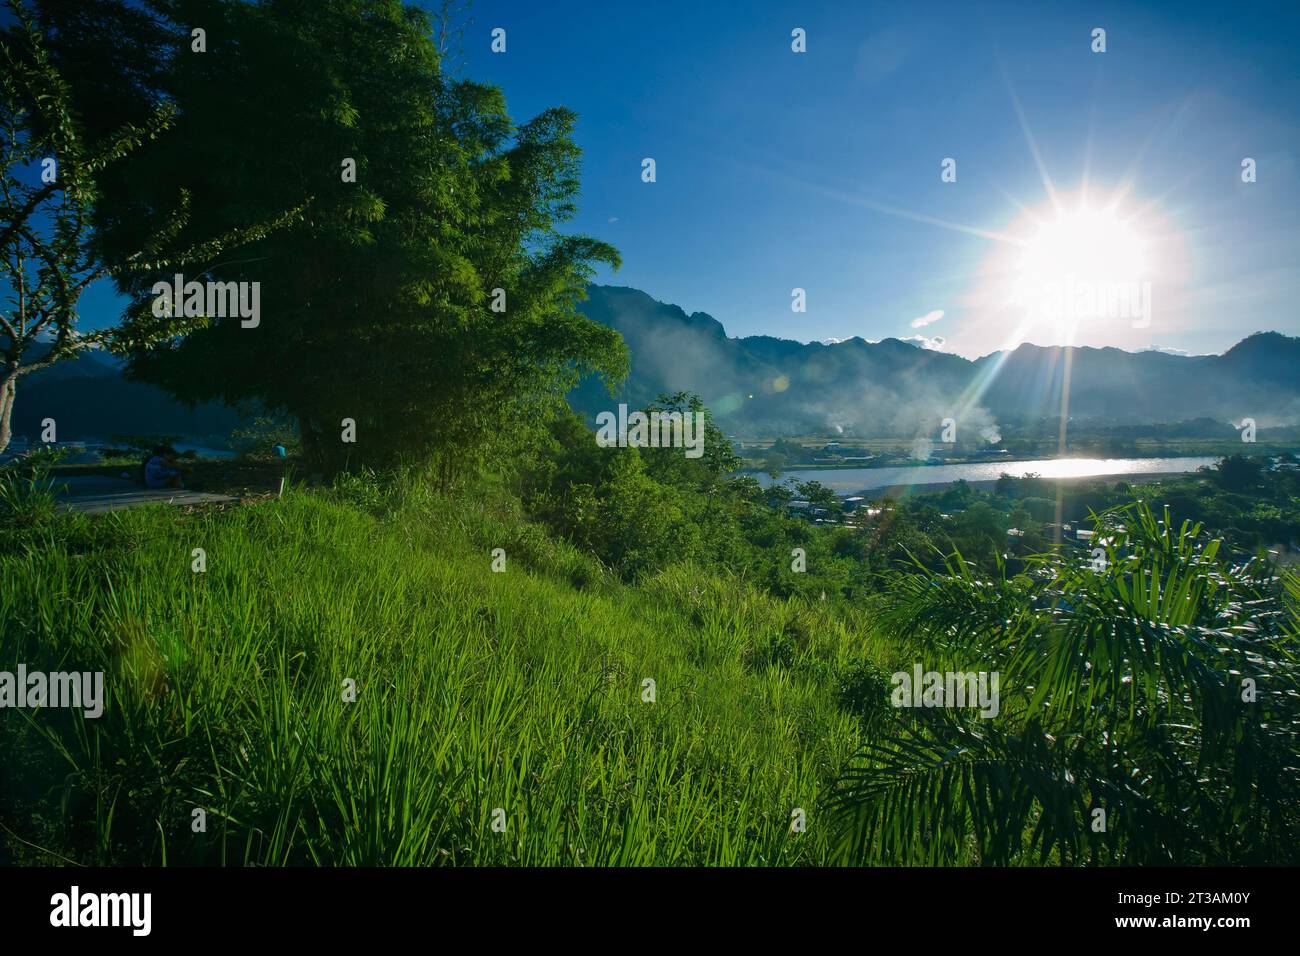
[5,465,1298,866]
[1,481,880,865]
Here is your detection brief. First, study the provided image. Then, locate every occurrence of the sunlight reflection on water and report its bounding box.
[750,456,1220,494]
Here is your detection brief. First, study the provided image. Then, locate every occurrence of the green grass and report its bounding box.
[0,482,883,865]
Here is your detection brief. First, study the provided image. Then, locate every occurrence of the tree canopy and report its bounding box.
[48,0,626,474]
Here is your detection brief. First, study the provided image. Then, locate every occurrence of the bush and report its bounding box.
[228,416,300,460]
[835,658,892,727]
[745,629,799,671]
[330,467,392,513]
[0,467,57,527]
[0,448,66,528]
[109,434,183,455]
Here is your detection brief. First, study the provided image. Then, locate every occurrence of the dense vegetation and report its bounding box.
[1,470,872,865]
[3,430,1299,864]
[875,457,1300,571]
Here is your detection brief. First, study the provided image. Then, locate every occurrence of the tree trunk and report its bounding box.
[0,373,16,457]
[297,413,319,470]
[297,413,337,477]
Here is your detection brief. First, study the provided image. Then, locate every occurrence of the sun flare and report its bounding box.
[1018,205,1149,288]
[983,191,1167,346]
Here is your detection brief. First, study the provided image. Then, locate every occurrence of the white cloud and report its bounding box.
[1136,344,1191,356]
[910,309,945,329]
[819,336,883,346]
[901,334,946,351]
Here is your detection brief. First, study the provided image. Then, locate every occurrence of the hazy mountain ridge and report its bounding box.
[11,290,1297,444]
[571,286,1300,436]
[9,344,240,444]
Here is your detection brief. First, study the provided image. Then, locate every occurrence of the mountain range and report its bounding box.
[8,346,239,446]
[569,285,1300,437]
[10,285,1299,444]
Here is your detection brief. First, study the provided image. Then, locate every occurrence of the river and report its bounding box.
[749,456,1220,495]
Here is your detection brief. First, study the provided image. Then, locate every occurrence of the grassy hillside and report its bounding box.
[0,480,883,865]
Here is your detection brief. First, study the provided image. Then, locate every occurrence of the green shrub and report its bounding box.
[0,451,64,529]
[227,416,300,460]
[330,467,392,513]
[834,658,892,728]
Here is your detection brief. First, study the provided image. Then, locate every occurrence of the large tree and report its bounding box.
[0,0,299,455]
[77,0,626,477]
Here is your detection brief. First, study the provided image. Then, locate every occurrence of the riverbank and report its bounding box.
[847,470,1195,500]
[749,455,1220,496]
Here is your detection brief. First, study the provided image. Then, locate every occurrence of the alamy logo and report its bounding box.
[50,886,150,936]
[1015,274,1152,329]
[891,665,1000,718]
[595,404,705,458]
[151,273,261,328]
[0,664,104,718]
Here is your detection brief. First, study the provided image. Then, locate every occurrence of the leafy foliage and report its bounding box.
[0,0,299,454]
[827,501,1300,864]
[68,0,626,476]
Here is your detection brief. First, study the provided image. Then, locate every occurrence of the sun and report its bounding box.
[1004,194,1156,340]
[962,186,1186,354]
[1019,204,1148,287]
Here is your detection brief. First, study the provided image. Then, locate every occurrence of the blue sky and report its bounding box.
[72,0,1300,359]
[446,0,1300,357]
